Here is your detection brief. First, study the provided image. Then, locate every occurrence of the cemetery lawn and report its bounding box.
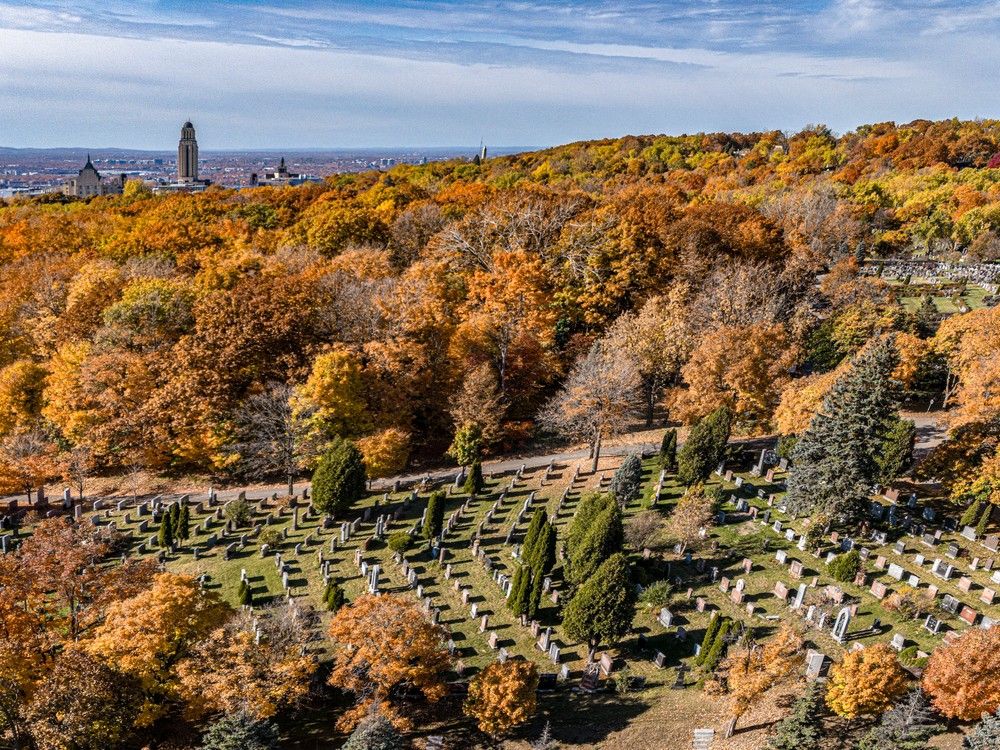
[21,432,1000,748]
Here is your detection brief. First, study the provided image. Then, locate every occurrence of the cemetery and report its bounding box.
[4,423,999,747]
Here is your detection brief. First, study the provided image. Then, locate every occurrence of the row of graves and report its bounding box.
[0,449,709,695]
[641,447,1000,682]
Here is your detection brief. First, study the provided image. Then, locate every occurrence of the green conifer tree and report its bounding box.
[423,490,446,540]
[659,429,678,472]
[976,504,992,537]
[568,504,623,586]
[176,502,190,541]
[786,337,900,521]
[677,406,733,486]
[566,493,614,552]
[611,454,643,506]
[695,612,722,666]
[200,710,279,750]
[526,564,545,620]
[534,523,556,575]
[238,580,252,607]
[960,499,983,528]
[563,553,636,659]
[341,711,404,750]
[508,565,532,616]
[158,512,174,548]
[857,689,940,750]
[311,438,367,517]
[521,509,547,566]
[767,682,823,750]
[876,417,916,485]
[701,619,730,672]
[464,460,484,496]
[324,581,345,612]
[965,709,1000,750]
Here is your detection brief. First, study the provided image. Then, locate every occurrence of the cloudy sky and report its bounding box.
[0,0,998,149]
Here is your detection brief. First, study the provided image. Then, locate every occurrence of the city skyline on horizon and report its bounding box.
[1,0,998,150]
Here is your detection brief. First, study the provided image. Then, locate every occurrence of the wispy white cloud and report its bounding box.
[0,1,996,148]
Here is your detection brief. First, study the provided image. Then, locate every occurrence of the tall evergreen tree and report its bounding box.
[563,553,636,659]
[311,438,367,517]
[960,498,983,528]
[659,428,678,472]
[786,337,900,521]
[176,502,190,541]
[677,406,733,486]
[464,460,484,496]
[568,504,623,586]
[157,512,174,548]
[566,493,614,551]
[533,523,556,575]
[526,563,545,620]
[508,565,532,616]
[521,509,547,564]
[611,453,643,506]
[976,505,992,537]
[876,417,916,485]
[423,491,446,540]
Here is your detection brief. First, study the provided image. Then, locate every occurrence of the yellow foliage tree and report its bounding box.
[774,366,845,435]
[296,346,370,439]
[357,427,410,479]
[825,643,908,718]
[724,624,803,736]
[0,360,46,438]
[464,659,539,737]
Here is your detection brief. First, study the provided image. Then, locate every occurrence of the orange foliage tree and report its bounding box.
[671,323,797,430]
[327,594,452,730]
[464,659,539,737]
[84,572,230,726]
[922,626,1000,720]
[176,609,317,720]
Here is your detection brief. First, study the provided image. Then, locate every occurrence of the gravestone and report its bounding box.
[831,606,851,642]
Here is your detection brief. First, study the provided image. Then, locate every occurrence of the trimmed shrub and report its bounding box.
[387,531,412,554]
[827,549,862,583]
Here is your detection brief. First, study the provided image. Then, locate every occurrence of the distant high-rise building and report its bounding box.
[177,121,199,183]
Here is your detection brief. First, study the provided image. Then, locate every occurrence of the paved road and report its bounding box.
[8,412,949,508]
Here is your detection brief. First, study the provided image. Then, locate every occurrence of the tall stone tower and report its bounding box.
[177,121,199,183]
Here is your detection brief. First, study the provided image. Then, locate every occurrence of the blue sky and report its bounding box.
[0,0,997,149]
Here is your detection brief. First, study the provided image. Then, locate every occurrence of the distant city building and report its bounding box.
[250,157,322,187]
[62,155,125,198]
[178,121,199,182]
[154,121,211,193]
